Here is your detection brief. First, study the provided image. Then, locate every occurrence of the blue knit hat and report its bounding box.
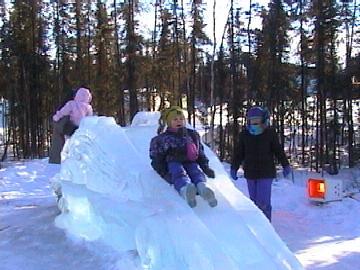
[246,107,269,135]
[247,106,265,119]
[247,106,270,126]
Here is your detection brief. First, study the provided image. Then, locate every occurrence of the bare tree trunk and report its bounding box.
[299,0,307,165]
[173,0,181,106]
[87,0,92,84]
[180,0,190,112]
[127,0,138,121]
[210,0,216,149]
[149,0,159,112]
[218,46,225,161]
[114,0,125,125]
[344,0,357,167]
[247,0,252,54]
[315,0,326,174]
[191,34,196,127]
[229,0,239,150]
[75,0,83,83]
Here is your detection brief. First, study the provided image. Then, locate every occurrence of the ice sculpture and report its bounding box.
[52,113,303,270]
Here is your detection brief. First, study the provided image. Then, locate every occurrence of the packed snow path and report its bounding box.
[53,113,303,270]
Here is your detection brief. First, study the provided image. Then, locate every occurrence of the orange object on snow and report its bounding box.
[307,178,343,202]
[308,178,326,199]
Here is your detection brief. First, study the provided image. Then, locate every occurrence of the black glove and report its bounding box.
[161,172,172,184]
[230,169,238,180]
[203,167,215,178]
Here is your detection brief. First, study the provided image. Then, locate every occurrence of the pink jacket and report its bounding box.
[53,87,93,126]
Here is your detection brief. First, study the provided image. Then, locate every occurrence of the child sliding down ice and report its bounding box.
[149,106,217,208]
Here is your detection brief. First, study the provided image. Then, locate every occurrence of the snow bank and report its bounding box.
[52,113,303,270]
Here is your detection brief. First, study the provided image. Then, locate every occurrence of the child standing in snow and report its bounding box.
[230,106,291,221]
[49,87,93,164]
[150,106,218,208]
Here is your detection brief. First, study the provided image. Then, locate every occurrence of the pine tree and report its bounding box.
[188,0,211,125]
[310,0,341,172]
[93,0,117,116]
[123,0,140,121]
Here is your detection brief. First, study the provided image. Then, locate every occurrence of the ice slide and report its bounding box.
[53,113,303,270]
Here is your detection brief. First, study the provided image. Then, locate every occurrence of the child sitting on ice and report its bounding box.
[149,106,217,208]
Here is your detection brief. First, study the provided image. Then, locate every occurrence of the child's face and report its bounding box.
[248,116,266,135]
[170,115,185,129]
[249,117,263,126]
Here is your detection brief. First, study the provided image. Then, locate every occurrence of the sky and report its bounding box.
[203,0,268,46]
[140,0,269,49]
[139,0,359,65]
[1,0,356,64]
[1,112,359,270]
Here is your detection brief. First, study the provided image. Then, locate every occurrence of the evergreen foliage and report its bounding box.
[0,0,358,171]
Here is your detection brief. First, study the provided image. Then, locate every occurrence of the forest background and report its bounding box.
[0,0,359,174]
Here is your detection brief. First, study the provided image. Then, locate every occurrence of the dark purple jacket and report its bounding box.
[149,128,210,180]
[231,127,289,179]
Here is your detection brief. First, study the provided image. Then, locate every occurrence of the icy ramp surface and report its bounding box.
[54,114,303,270]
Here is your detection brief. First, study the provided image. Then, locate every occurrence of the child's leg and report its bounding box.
[184,162,217,207]
[246,179,257,202]
[168,161,197,207]
[168,161,191,192]
[182,162,206,186]
[54,116,69,135]
[63,120,78,136]
[247,178,273,221]
[49,122,66,164]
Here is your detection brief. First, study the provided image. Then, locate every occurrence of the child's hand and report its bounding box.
[52,115,59,122]
[282,165,292,178]
[230,169,238,180]
[203,167,215,178]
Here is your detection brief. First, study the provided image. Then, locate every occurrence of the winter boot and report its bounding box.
[57,196,69,213]
[50,178,63,203]
[180,183,197,208]
[197,182,217,207]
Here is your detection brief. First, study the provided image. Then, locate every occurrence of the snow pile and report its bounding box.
[52,113,303,270]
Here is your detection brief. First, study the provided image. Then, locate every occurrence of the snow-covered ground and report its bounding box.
[1,114,359,270]
[233,168,360,270]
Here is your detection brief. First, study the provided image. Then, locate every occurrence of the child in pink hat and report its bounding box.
[53,87,93,127]
[49,87,93,164]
